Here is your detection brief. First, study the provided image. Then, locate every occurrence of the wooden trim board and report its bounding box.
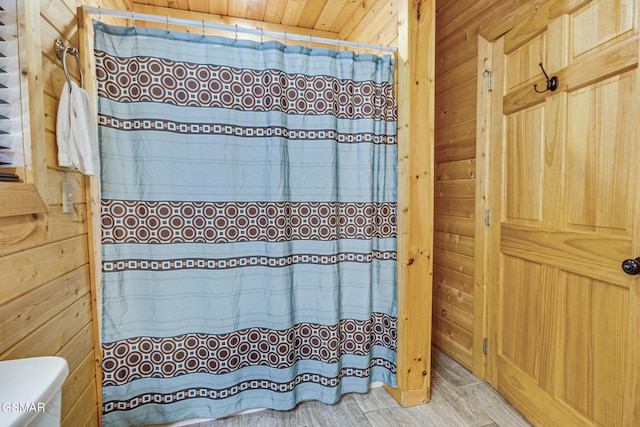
[385,0,434,407]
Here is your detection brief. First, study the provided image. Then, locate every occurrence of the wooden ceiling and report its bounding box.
[131,1,372,33]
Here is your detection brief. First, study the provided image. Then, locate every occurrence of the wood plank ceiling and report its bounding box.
[132,1,370,33]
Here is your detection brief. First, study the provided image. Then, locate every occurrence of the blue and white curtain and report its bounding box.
[95,21,398,426]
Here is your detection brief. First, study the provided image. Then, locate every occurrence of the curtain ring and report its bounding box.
[131,10,135,27]
[202,20,205,39]
[260,28,263,44]
[336,39,340,51]
[235,24,238,41]
[283,31,287,47]
[308,34,312,49]
[98,6,102,22]
[166,15,170,33]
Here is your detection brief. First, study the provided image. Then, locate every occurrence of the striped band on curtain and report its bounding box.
[95,21,398,427]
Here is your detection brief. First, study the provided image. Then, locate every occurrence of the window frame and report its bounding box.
[0,1,47,217]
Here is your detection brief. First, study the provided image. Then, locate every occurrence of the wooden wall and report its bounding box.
[0,1,129,426]
[433,0,481,372]
[132,0,398,51]
[434,0,561,374]
[339,0,398,49]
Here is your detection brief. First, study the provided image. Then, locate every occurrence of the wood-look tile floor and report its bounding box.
[188,348,532,427]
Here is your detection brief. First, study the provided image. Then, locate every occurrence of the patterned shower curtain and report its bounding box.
[94,21,397,426]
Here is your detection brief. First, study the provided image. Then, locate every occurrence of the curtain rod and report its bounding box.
[81,6,398,53]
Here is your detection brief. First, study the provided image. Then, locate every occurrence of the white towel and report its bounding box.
[56,81,99,175]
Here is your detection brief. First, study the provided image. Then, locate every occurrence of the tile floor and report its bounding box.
[187,348,532,427]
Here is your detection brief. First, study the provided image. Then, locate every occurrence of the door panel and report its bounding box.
[500,256,543,379]
[489,0,640,425]
[566,72,636,232]
[505,106,544,223]
[571,0,634,58]
[505,33,546,91]
[559,273,628,426]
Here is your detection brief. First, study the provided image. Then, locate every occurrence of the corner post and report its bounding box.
[78,7,103,426]
[386,0,435,406]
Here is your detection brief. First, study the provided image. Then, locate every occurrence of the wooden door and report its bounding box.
[487,0,640,425]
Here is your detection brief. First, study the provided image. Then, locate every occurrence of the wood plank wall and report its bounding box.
[0,1,130,426]
[340,0,398,49]
[132,0,398,52]
[434,0,554,374]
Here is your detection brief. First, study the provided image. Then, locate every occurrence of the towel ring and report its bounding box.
[55,39,84,89]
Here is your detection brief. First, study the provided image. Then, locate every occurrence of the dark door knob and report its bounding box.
[622,257,640,275]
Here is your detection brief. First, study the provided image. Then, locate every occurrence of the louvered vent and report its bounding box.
[0,3,22,181]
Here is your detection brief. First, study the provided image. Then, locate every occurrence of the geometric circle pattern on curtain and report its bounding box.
[95,51,397,121]
[101,200,396,244]
[102,313,396,386]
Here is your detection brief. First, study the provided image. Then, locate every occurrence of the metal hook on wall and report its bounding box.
[533,63,559,93]
[482,69,493,91]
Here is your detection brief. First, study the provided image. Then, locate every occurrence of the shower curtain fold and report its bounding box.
[95,21,398,427]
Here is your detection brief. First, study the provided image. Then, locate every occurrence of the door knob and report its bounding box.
[622,257,640,275]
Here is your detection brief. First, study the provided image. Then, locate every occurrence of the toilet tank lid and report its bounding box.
[0,356,69,425]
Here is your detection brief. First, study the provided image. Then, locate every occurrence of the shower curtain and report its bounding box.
[95,21,397,426]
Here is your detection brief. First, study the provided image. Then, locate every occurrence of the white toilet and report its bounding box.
[0,356,69,427]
